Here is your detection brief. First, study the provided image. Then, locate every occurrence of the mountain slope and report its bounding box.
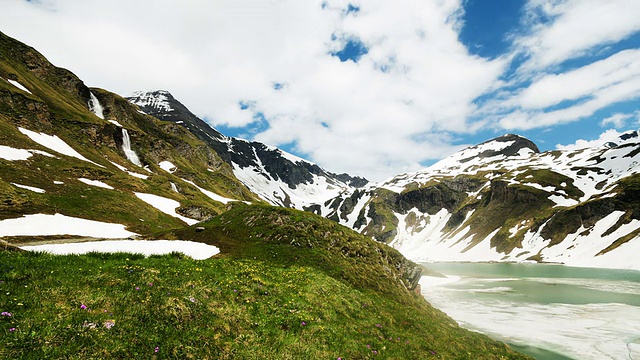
[126,90,368,209]
[0,31,259,237]
[318,133,640,269]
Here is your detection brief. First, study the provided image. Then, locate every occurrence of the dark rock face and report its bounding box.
[126,91,368,191]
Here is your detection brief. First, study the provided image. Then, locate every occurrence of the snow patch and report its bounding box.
[18,128,101,166]
[0,213,137,238]
[7,79,31,94]
[21,240,219,260]
[0,145,34,161]
[159,161,177,173]
[78,178,114,190]
[11,183,45,193]
[134,192,198,225]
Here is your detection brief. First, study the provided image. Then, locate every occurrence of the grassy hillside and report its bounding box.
[0,205,530,359]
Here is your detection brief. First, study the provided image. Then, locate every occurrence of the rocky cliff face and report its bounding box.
[126,90,368,208]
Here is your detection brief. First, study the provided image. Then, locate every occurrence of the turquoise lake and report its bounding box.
[419,262,640,360]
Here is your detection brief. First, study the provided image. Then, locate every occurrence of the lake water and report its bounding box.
[419,262,640,360]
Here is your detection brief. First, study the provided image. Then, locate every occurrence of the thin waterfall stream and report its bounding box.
[121,128,142,166]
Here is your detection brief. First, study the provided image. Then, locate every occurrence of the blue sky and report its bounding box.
[2,0,640,181]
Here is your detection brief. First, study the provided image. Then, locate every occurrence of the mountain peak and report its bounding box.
[127,90,175,113]
[474,134,540,158]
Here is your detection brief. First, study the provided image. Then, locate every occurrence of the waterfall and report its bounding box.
[121,128,142,167]
[88,92,104,119]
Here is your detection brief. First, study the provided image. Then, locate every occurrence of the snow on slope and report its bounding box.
[6,78,31,94]
[128,90,174,113]
[382,133,640,203]
[0,214,137,238]
[0,144,53,161]
[78,178,114,190]
[232,162,348,209]
[134,192,198,225]
[316,133,640,270]
[21,240,220,260]
[18,127,102,167]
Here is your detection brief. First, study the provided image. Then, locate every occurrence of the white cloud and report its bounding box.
[488,1,640,132]
[1,0,638,181]
[517,0,640,70]
[516,50,640,110]
[556,129,630,150]
[600,111,640,128]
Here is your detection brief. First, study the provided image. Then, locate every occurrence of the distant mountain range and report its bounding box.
[1,30,638,270]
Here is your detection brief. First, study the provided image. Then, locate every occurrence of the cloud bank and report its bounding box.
[1,0,639,181]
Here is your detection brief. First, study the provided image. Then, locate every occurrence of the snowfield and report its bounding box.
[0,213,137,238]
[20,240,220,260]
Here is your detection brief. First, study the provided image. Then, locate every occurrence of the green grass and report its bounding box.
[0,205,531,359]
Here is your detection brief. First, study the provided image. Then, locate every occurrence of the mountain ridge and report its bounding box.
[125,88,640,270]
[126,89,368,209]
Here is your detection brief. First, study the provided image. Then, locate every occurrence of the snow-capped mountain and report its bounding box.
[126,90,368,208]
[311,133,640,269]
[125,92,640,270]
[2,28,638,271]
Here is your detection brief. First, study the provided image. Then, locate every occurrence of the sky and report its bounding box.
[2,0,640,181]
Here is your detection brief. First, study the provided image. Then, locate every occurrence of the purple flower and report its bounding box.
[135,287,140,291]
[373,350,378,355]
[367,345,371,349]
[80,304,87,310]
[154,346,159,353]
[1,312,11,317]
[375,323,381,328]
[148,282,153,287]
[301,321,306,326]
[104,320,116,329]
[9,327,16,332]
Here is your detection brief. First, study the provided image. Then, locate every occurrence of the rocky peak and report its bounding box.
[473,134,540,158]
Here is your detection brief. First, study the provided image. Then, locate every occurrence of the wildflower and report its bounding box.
[80,304,87,310]
[301,321,306,326]
[135,287,140,291]
[148,282,153,287]
[9,327,16,332]
[189,297,196,303]
[375,323,381,328]
[104,320,116,329]
[367,345,371,349]
[1,312,11,317]
[154,346,159,353]
[373,350,378,355]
